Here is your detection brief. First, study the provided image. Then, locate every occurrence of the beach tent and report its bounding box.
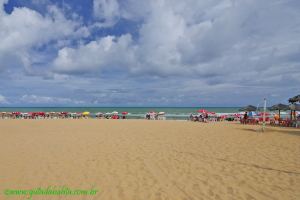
[238,105,257,112]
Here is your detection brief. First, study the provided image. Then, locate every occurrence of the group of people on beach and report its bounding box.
[190,113,207,122]
[189,114,226,122]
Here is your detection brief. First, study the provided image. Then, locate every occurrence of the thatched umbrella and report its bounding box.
[238,105,257,112]
[289,95,300,103]
[269,103,289,119]
[289,103,300,120]
[289,104,300,111]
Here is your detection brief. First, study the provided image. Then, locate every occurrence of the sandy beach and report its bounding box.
[0,120,299,200]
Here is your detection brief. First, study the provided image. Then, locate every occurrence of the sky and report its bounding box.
[0,0,299,107]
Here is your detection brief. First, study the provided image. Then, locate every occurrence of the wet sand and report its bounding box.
[0,120,299,200]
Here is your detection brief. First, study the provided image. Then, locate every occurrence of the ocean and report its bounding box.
[0,107,242,120]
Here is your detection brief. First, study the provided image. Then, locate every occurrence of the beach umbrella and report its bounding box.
[289,104,297,120]
[238,105,257,112]
[82,111,90,115]
[12,112,21,115]
[258,112,270,116]
[289,104,300,111]
[288,95,300,103]
[197,109,208,113]
[122,112,128,115]
[269,103,289,119]
[158,112,165,115]
[234,113,241,117]
[269,103,289,111]
[112,111,118,115]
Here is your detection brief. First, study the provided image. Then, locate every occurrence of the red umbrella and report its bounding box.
[197,109,208,113]
[38,112,45,116]
[258,112,270,121]
[12,112,21,115]
[208,111,216,115]
[122,112,128,115]
[258,112,270,116]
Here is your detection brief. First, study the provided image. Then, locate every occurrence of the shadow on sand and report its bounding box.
[238,125,300,136]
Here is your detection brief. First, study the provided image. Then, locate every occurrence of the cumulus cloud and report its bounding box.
[53,34,135,74]
[0,2,89,73]
[53,0,300,83]
[0,0,299,106]
[93,0,120,27]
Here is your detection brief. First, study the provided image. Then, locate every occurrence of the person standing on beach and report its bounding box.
[243,112,248,124]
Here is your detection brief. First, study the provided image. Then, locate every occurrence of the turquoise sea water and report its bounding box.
[0,107,241,119]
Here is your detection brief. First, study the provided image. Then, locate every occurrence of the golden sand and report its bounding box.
[0,120,299,200]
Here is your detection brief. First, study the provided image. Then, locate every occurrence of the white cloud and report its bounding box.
[0,3,89,72]
[93,0,120,27]
[20,94,85,104]
[53,34,135,73]
[0,94,8,104]
[1,6,75,51]
[54,1,299,83]
[0,0,299,106]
